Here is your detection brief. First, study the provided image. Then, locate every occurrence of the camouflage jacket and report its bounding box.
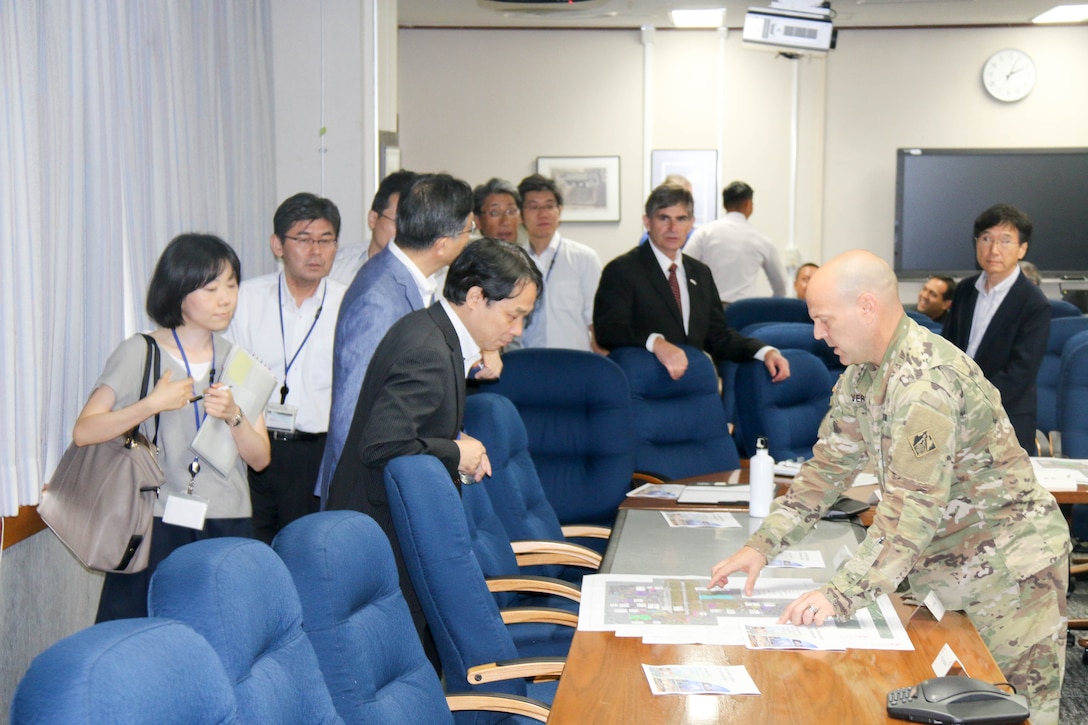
[746,315,1070,618]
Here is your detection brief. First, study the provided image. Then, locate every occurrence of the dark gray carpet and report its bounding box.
[1062,574,1088,725]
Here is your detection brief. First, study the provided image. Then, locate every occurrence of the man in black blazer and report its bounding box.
[326,238,542,663]
[594,183,790,382]
[942,203,1049,452]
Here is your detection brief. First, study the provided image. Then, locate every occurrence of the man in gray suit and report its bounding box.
[316,173,498,503]
[326,238,541,665]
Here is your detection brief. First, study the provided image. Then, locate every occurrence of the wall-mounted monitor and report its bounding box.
[894,148,1088,279]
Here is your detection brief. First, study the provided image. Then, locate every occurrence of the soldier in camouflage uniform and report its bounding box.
[711,250,1070,724]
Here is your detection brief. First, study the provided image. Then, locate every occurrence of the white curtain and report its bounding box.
[0,0,277,516]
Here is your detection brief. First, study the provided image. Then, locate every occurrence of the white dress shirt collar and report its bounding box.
[438,298,481,377]
[389,241,439,305]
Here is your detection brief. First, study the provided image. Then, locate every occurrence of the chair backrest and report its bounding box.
[739,321,844,377]
[1037,316,1088,435]
[609,345,739,478]
[148,538,343,725]
[905,309,944,333]
[383,455,534,701]
[734,349,833,461]
[1058,329,1088,458]
[1049,298,1083,319]
[11,618,239,725]
[464,394,568,548]
[485,348,635,527]
[271,511,453,725]
[724,297,811,331]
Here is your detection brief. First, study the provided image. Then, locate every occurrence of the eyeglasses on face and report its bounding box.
[284,235,338,249]
[453,221,477,237]
[484,208,520,219]
[523,203,558,214]
[975,234,1020,249]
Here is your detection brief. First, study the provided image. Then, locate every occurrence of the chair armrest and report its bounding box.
[560,524,612,540]
[485,574,581,602]
[499,606,578,627]
[445,692,550,722]
[632,471,670,486]
[511,539,602,569]
[468,656,566,685]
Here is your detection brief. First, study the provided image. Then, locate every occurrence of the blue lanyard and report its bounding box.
[171,329,215,486]
[541,239,562,285]
[277,275,326,405]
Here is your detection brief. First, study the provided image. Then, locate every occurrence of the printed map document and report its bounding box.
[660,511,741,529]
[579,574,912,650]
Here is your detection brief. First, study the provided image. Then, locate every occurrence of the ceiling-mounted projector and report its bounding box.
[742,2,836,55]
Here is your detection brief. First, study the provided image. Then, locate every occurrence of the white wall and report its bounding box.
[398,24,1088,288]
[270,0,398,249]
[824,25,1088,266]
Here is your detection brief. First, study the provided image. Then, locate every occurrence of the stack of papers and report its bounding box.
[676,484,750,504]
[1030,457,1088,492]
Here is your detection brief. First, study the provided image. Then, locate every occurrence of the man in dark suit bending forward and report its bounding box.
[326,237,542,663]
[594,183,790,382]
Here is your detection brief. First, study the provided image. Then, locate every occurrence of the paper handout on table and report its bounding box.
[1030,457,1088,492]
[627,482,687,499]
[642,664,760,696]
[660,511,740,528]
[745,624,845,651]
[677,483,749,504]
[765,549,826,569]
[190,346,277,476]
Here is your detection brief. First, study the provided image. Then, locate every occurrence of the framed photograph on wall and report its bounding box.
[651,149,719,227]
[535,155,621,222]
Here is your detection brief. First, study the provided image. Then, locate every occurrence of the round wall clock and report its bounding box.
[982,48,1036,102]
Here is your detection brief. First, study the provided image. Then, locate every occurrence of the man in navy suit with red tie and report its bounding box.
[593,183,790,382]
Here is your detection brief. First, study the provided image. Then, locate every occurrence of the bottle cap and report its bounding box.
[756,436,768,450]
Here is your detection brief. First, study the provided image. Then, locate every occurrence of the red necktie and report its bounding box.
[668,263,682,317]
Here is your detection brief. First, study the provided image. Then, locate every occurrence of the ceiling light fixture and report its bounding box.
[670,8,726,28]
[1033,4,1088,23]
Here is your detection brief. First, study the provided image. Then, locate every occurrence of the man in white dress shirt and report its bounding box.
[685,181,787,304]
[227,192,347,543]
[514,173,603,352]
[328,170,418,285]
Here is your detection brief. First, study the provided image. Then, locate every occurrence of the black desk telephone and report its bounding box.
[887,676,1029,724]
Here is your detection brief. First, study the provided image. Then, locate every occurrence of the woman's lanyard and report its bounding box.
[278,275,326,405]
[172,329,215,494]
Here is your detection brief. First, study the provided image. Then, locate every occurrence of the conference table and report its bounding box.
[546,471,1022,724]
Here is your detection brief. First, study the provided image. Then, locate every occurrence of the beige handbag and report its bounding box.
[39,335,164,573]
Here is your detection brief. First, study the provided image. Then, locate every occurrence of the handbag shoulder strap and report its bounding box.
[136,333,162,446]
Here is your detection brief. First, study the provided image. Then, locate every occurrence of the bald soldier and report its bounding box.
[710,250,1070,724]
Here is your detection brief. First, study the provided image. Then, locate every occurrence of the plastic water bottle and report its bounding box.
[749,437,775,518]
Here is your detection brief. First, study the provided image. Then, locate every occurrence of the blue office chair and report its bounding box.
[11,618,239,725]
[724,297,811,331]
[739,321,843,377]
[609,345,739,478]
[905,309,944,333]
[1058,330,1088,460]
[1036,317,1088,450]
[272,511,550,724]
[384,455,565,711]
[1049,298,1083,319]
[148,538,343,725]
[485,348,635,529]
[734,349,833,461]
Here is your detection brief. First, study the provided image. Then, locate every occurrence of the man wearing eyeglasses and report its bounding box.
[473,177,521,243]
[942,203,1049,451]
[513,173,604,352]
[227,192,347,543]
[329,170,419,285]
[317,173,500,505]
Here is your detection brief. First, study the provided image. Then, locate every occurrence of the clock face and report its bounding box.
[982,49,1036,102]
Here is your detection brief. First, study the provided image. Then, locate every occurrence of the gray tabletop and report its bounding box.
[601,508,865,582]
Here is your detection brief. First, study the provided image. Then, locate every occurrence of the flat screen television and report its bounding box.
[894,148,1088,278]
